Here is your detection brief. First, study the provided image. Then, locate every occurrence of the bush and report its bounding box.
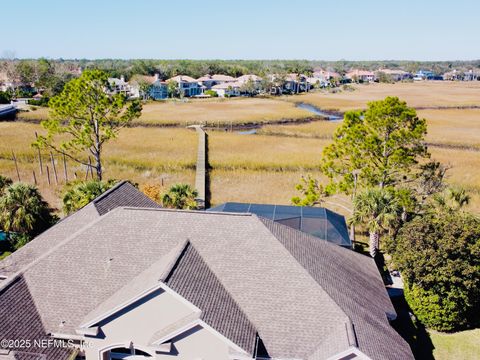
[161,183,198,210]
[28,97,50,107]
[204,90,218,97]
[141,183,163,203]
[0,91,12,104]
[393,211,480,331]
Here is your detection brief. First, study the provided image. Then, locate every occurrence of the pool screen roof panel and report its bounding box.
[208,203,351,247]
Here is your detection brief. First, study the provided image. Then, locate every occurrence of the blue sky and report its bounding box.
[2,0,479,60]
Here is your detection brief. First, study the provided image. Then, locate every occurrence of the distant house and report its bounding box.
[0,181,414,360]
[443,70,463,81]
[463,69,479,81]
[376,69,412,81]
[148,74,168,100]
[346,69,376,83]
[284,73,310,93]
[167,75,202,97]
[196,74,216,89]
[210,74,236,84]
[236,74,262,84]
[414,70,442,81]
[236,74,263,94]
[107,75,139,98]
[312,69,341,85]
[211,81,242,97]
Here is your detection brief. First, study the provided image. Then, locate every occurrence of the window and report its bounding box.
[108,347,152,360]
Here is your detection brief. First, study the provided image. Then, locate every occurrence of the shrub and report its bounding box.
[393,211,480,331]
[141,183,163,203]
[161,183,198,210]
[28,97,50,107]
[204,90,218,97]
[0,91,12,104]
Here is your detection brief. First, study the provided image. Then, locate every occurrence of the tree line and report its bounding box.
[3,58,480,90]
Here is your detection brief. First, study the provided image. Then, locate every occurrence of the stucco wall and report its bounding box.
[83,289,235,360]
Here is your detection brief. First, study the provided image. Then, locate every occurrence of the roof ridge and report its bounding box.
[0,207,124,294]
[92,180,128,204]
[120,206,253,216]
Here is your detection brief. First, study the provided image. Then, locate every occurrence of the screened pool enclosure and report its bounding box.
[208,203,351,247]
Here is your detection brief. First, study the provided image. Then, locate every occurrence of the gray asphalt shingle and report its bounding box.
[0,185,414,360]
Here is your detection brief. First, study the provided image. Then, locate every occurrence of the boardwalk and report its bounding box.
[189,125,207,209]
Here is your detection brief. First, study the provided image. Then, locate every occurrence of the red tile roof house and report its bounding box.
[0,182,413,360]
[345,70,377,83]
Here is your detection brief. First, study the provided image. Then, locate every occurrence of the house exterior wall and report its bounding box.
[149,82,168,100]
[178,82,202,97]
[82,289,237,360]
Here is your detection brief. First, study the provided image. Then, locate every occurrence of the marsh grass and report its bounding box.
[3,81,480,215]
[0,122,196,211]
[291,81,480,111]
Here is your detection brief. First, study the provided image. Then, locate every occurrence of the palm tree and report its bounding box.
[349,188,400,257]
[162,184,198,210]
[433,187,470,212]
[0,182,55,239]
[0,175,13,194]
[62,180,116,214]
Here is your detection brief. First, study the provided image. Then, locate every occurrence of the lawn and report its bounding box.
[430,329,480,360]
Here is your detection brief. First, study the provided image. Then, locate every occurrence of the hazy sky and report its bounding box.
[2,0,479,60]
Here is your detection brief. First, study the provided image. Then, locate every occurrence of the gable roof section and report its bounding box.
[165,242,257,355]
[261,218,413,360]
[93,181,161,215]
[0,276,73,359]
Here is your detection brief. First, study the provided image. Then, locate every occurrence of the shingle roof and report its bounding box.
[0,181,159,278]
[0,187,413,359]
[0,276,73,359]
[166,242,257,354]
[261,218,413,360]
[93,181,161,215]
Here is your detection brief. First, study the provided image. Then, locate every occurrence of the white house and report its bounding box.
[211,81,242,97]
[108,75,139,98]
